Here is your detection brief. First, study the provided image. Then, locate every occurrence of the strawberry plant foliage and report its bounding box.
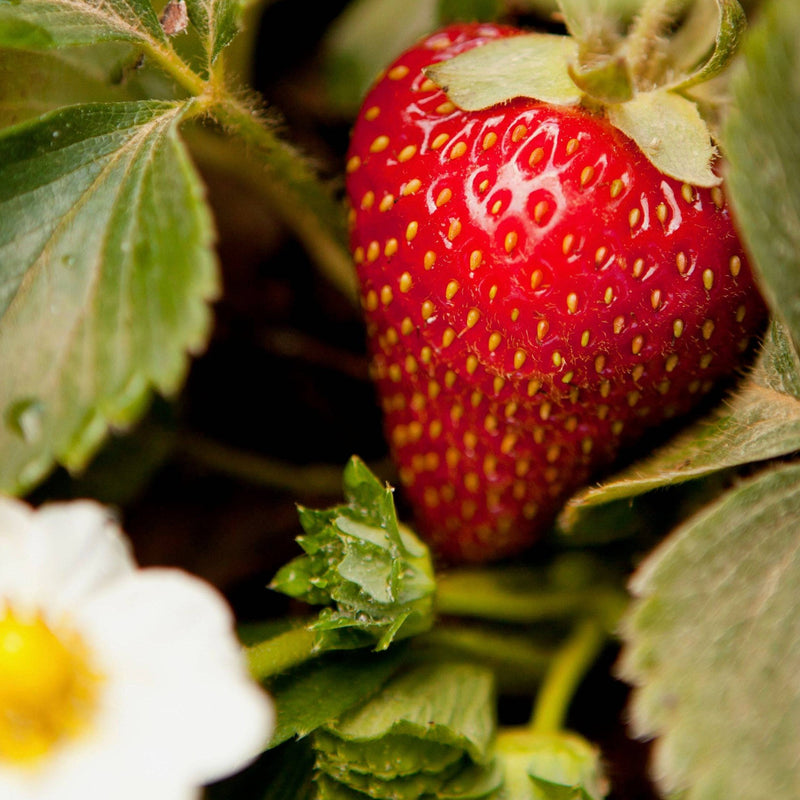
[0,100,217,492]
[0,0,170,49]
[314,661,500,800]
[267,647,408,748]
[271,457,436,651]
[5,1,800,800]
[493,729,607,800]
[0,0,352,490]
[619,461,800,800]
[184,0,240,67]
[724,0,800,352]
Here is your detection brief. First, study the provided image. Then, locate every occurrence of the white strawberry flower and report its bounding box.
[0,496,274,800]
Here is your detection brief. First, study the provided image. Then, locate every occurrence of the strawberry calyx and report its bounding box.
[425,0,746,187]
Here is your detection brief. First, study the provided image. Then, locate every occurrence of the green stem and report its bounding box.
[625,0,690,88]
[176,433,349,495]
[143,40,209,97]
[417,625,553,680]
[246,624,318,681]
[529,618,606,734]
[436,569,624,626]
[205,99,357,302]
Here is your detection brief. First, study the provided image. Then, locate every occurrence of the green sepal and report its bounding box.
[607,88,720,187]
[568,55,633,105]
[424,33,582,110]
[493,729,608,800]
[668,0,747,92]
[424,26,723,187]
[314,661,500,800]
[267,646,408,748]
[271,456,435,652]
[324,661,496,762]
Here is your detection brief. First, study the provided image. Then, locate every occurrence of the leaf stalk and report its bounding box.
[529,617,606,734]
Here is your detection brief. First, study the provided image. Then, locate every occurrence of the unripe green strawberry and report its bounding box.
[346,22,766,563]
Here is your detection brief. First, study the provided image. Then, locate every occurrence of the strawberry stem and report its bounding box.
[246,622,319,681]
[417,625,553,686]
[190,100,357,303]
[529,618,606,734]
[177,433,359,496]
[435,569,625,626]
[624,0,689,89]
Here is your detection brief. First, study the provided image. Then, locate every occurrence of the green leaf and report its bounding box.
[619,460,800,799]
[606,88,720,187]
[0,46,125,128]
[314,729,464,779]
[185,0,240,66]
[0,100,218,492]
[725,0,800,346]
[493,729,608,800]
[0,0,167,48]
[425,33,582,110]
[0,44,180,130]
[561,321,800,513]
[271,457,436,652]
[0,17,54,47]
[267,647,407,748]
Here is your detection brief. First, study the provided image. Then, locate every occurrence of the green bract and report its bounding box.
[271,457,436,651]
[424,0,746,186]
[313,661,501,800]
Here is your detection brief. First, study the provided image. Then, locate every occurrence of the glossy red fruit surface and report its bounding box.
[346,22,766,563]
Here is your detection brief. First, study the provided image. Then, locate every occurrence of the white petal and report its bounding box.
[0,497,135,614]
[77,568,274,784]
[0,496,37,595]
[0,500,272,799]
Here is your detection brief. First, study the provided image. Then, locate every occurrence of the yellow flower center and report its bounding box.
[0,605,102,764]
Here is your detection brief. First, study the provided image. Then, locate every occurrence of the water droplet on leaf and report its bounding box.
[5,399,45,443]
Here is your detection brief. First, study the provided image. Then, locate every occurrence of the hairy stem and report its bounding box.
[625,0,690,88]
[143,41,209,97]
[205,98,357,302]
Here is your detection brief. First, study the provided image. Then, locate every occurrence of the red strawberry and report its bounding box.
[345,22,766,563]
